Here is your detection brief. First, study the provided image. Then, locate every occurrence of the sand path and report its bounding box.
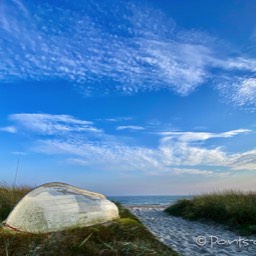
[128,206,256,256]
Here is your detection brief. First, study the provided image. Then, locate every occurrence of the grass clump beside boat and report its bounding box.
[164,190,256,235]
[0,184,178,256]
[0,183,31,222]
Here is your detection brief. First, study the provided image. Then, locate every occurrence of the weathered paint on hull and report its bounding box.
[4,182,119,233]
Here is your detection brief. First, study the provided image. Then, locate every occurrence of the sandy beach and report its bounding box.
[128,206,256,256]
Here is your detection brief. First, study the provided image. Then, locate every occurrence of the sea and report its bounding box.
[107,195,193,207]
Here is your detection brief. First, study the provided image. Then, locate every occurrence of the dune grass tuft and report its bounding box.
[164,190,256,235]
[0,183,32,222]
[0,184,178,256]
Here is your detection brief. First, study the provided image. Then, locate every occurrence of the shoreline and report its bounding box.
[127,206,256,256]
[125,205,167,209]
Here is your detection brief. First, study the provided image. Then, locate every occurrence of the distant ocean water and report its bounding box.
[107,195,193,207]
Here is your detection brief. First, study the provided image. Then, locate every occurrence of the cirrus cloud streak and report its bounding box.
[0,0,255,108]
[5,113,256,176]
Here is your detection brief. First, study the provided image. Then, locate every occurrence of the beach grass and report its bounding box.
[0,183,32,222]
[0,184,178,256]
[164,190,256,235]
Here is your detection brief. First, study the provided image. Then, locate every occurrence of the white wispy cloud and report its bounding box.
[158,129,251,143]
[34,129,256,174]
[34,138,163,173]
[28,120,256,173]
[5,112,256,174]
[159,130,256,171]
[0,0,255,107]
[0,126,17,133]
[160,142,227,167]
[116,125,145,131]
[169,168,222,176]
[228,149,256,171]
[209,56,256,73]
[97,117,133,122]
[218,77,256,108]
[0,0,210,95]
[9,113,101,135]
[223,57,256,72]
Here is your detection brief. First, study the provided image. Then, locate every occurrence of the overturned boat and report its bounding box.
[4,182,119,233]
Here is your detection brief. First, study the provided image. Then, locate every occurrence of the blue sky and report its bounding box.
[0,0,256,195]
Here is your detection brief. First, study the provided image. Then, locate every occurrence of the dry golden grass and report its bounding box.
[0,183,32,222]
